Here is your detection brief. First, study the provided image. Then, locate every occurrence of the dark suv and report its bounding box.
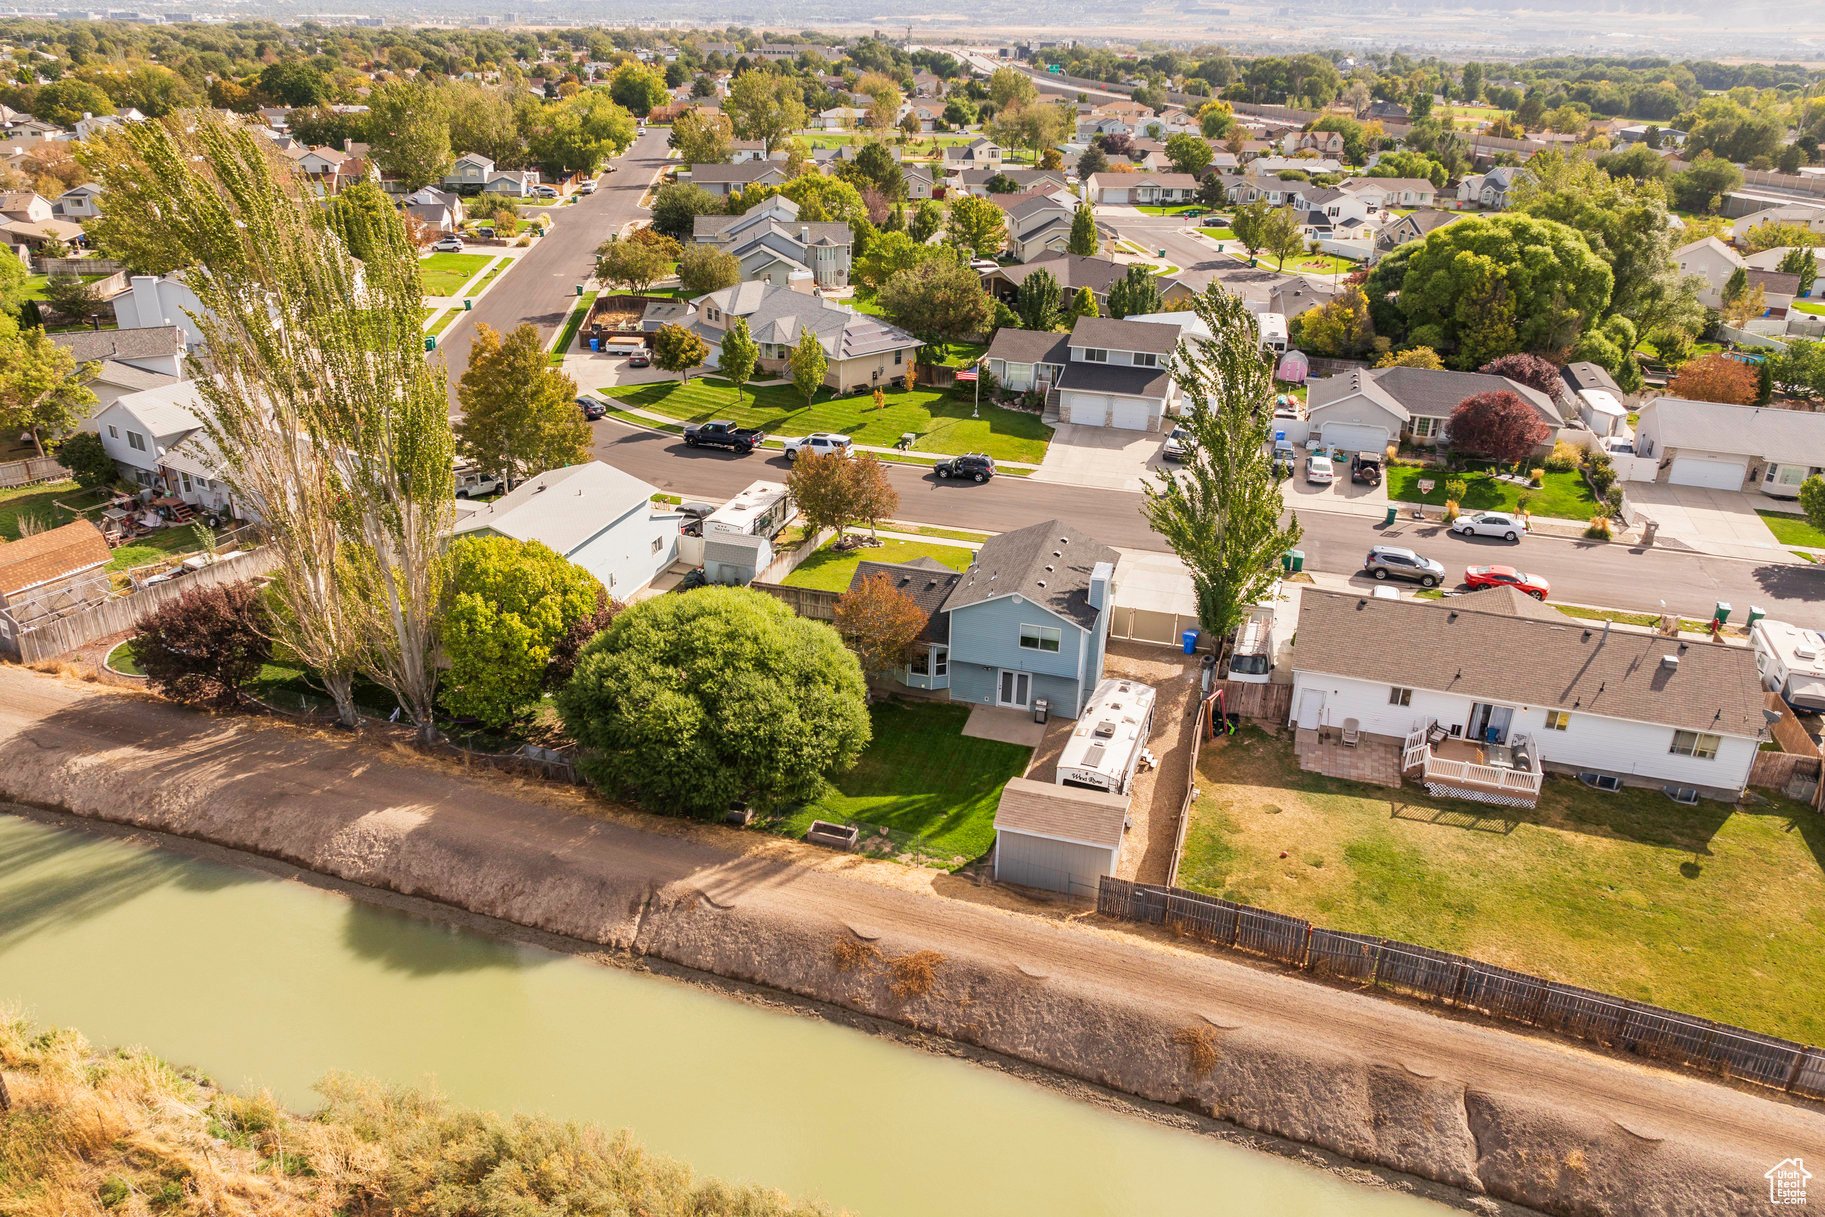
[935,453,996,482]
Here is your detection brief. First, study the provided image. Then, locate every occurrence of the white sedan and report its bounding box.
[1304,454,1335,484]
[1452,511,1528,542]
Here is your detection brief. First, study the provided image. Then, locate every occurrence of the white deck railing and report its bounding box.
[1403,721,1544,803]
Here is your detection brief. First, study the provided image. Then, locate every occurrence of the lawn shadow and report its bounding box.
[1387,799,1518,834]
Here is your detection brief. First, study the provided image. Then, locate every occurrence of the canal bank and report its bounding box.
[0,807,1470,1217]
[0,667,1813,1217]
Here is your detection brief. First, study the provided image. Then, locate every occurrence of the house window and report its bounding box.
[1019,623,1061,653]
[1081,348,1108,363]
[127,431,146,451]
[1389,686,1412,706]
[894,349,902,365]
[1133,352,1159,368]
[1544,710,1570,731]
[931,645,948,677]
[1410,418,1440,439]
[1670,730,1720,759]
[651,536,663,554]
[108,425,119,439]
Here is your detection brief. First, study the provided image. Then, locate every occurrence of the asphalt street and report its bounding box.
[591,418,1825,627]
[436,126,674,405]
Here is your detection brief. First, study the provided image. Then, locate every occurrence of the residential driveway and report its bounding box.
[571,355,676,392]
[1282,460,1390,512]
[1626,482,1788,557]
[1032,422,1167,492]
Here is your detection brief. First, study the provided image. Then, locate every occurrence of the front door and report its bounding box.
[998,669,1031,708]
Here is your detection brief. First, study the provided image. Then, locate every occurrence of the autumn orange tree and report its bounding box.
[1667,353,1759,405]
[787,452,899,544]
[834,572,928,683]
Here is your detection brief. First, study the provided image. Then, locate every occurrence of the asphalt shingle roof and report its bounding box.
[848,558,960,644]
[1640,398,1825,466]
[1291,588,1765,739]
[983,328,1072,366]
[994,776,1127,850]
[0,520,111,597]
[1069,316,1182,356]
[944,518,1117,631]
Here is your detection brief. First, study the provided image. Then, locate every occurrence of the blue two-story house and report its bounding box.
[845,519,1119,718]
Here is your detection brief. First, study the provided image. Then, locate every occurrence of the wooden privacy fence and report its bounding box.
[10,549,276,663]
[1164,698,1209,888]
[753,582,838,622]
[1211,678,1293,726]
[0,457,69,491]
[1097,875,1825,1102]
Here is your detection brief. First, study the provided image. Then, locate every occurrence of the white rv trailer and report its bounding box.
[1055,677,1158,796]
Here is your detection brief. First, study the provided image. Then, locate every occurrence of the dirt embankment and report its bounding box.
[0,667,1816,1217]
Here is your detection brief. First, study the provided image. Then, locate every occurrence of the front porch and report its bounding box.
[1401,721,1543,809]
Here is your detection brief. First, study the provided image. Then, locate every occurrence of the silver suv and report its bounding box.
[1363,545,1446,588]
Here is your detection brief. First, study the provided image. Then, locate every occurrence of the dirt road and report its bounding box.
[0,666,1816,1215]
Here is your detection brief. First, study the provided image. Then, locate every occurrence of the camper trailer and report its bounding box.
[703,480,797,540]
[1226,601,1276,684]
[1055,678,1157,796]
[1752,618,1825,712]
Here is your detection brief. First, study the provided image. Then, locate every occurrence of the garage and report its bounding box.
[1108,395,1155,431]
[1065,392,1110,426]
[1668,454,1749,491]
[1319,421,1392,454]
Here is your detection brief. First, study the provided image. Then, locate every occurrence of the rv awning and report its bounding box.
[1787,678,1825,711]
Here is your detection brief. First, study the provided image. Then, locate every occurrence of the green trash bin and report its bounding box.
[575,284,585,296]
[424,335,436,351]
[1281,551,1294,573]
[463,299,473,311]
[1382,505,1397,528]
[1714,601,1731,624]
[1290,549,1304,573]
[1748,605,1766,627]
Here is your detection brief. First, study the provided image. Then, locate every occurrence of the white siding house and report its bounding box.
[1289,587,1767,802]
[452,461,683,596]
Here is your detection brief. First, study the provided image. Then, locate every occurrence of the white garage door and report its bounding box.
[1066,393,1110,426]
[1320,422,1390,454]
[1109,396,1153,430]
[1668,454,1748,490]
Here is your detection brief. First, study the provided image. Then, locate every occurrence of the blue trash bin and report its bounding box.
[1182,629,1198,655]
[589,338,599,352]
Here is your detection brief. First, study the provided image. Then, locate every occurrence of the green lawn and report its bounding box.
[469,258,508,295]
[781,536,976,591]
[603,377,1053,463]
[0,481,104,538]
[549,290,599,364]
[107,526,208,573]
[1286,254,1360,276]
[23,272,110,301]
[1178,728,1825,1043]
[418,252,494,297]
[1757,509,1825,547]
[104,640,144,675]
[427,309,461,337]
[1132,204,1204,216]
[1199,227,1237,241]
[1386,464,1599,519]
[1792,300,1825,316]
[768,702,1032,868]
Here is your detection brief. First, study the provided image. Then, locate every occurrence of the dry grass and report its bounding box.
[1173,1026,1221,1078]
[887,949,944,998]
[0,1009,840,1217]
[830,939,883,972]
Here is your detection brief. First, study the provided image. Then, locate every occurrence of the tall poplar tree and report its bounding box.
[1143,288,1300,637]
[86,112,455,738]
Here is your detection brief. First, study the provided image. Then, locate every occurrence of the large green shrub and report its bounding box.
[557,586,871,815]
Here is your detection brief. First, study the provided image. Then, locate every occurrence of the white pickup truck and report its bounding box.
[781,432,855,461]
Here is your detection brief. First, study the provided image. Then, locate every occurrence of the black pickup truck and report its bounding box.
[682,419,763,454]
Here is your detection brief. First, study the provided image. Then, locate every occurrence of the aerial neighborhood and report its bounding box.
[2,15,1825,1217]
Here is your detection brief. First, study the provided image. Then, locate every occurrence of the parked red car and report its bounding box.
[1464,565,1551,600]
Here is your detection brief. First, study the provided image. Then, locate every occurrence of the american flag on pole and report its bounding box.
[954,366,980,382]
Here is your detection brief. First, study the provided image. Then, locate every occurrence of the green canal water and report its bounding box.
[0,811,1457,1216]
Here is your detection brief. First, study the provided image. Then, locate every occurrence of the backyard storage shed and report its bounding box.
[992,776,1129,898]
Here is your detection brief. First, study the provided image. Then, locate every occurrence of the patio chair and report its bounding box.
[1341,718,1360,748]
[1426,723,1450,746]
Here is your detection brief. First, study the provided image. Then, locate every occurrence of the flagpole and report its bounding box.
[973,364,980,419]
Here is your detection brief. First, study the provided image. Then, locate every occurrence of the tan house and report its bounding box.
[692,281,922,393]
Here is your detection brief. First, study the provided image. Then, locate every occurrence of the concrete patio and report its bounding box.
[1293,725,1403,788]
[962,704,1047,748]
